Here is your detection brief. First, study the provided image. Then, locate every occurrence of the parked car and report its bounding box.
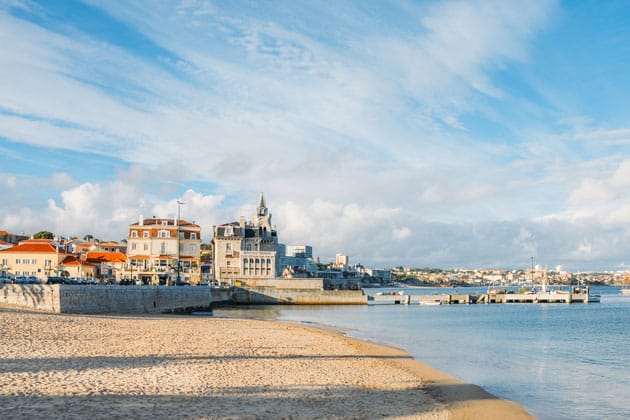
[47,276,65,284]
[0,276,13,284]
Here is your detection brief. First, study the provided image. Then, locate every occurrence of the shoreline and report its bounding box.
[0,308,533,419]
[281,318,533,420]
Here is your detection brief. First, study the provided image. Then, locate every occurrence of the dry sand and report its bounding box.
[0,308,533,419]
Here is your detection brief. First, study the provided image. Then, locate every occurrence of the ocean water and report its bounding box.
[215,286,630,419]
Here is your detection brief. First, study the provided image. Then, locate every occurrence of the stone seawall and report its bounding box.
[231,287,367,305]
[0,284,232,314]
[0,284,59,312]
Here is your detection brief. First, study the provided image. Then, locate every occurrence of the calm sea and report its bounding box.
[214,286,630,419]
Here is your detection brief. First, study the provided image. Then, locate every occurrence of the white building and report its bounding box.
[212,194,279,284]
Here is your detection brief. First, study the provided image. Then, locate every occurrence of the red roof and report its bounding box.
[0,242,66,254]
[86,252,127,264]
[61,255,94,267]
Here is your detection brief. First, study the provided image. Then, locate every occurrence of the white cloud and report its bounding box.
[8,1,630,270]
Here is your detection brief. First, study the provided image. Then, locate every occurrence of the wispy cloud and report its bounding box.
[3,1,630,270]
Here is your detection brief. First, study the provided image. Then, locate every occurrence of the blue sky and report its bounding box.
[2,0,630,271]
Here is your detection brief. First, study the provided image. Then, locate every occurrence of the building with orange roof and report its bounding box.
[0,241,70,280]
[125,216,201,285]
[60,255,96,279]
[85,252,127,283]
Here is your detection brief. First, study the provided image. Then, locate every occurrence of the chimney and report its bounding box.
[139,215,144,226]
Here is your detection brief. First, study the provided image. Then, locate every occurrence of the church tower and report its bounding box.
[253,192,272,232]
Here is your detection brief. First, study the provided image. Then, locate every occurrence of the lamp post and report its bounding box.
[176,200,184,285]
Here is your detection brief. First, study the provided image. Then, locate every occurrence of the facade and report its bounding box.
[0,240,70,280]
[212,194,279,284]
[125,216,202,285]
[335,254,349,268]
[278,244,318,276]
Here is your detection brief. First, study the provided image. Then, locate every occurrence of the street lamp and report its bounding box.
[176,200,184,285]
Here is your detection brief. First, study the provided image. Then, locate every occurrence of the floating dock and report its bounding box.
[367,288,600,305]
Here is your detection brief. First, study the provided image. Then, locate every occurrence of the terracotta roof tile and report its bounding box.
[0,242,66,254]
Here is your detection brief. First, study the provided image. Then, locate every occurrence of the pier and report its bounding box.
[367,287,600,305]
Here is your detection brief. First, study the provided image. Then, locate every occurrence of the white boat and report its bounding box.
[621,289,630,296]
[367,291,409,305]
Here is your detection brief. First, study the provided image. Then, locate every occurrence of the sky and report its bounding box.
[2,0,630,271]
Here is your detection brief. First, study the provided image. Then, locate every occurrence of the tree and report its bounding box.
[83,234,94,242]
[33,231,54,239]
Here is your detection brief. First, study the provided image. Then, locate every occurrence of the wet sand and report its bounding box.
[0,309,533,419]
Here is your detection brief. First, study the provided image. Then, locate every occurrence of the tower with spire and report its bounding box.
[253,192,272,233]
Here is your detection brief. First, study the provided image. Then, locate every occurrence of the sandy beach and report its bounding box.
[0,308,533,419]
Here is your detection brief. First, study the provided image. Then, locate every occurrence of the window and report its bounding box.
[190,244,196,254]
[1,258,6,266]
[179,232,184,239]
[226,243,232,252]
[162,220,168,226]
[225,226,234,236]
[15,258,20,264]
[158,230,169,238]
[32,259,37,264]
[131,243,137,251]
[131,231,138,238]
[160,242,167,254]
[143,231,149,238]
[179,244,184,252]
[143,244,148,251]
[190,233,197,240]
